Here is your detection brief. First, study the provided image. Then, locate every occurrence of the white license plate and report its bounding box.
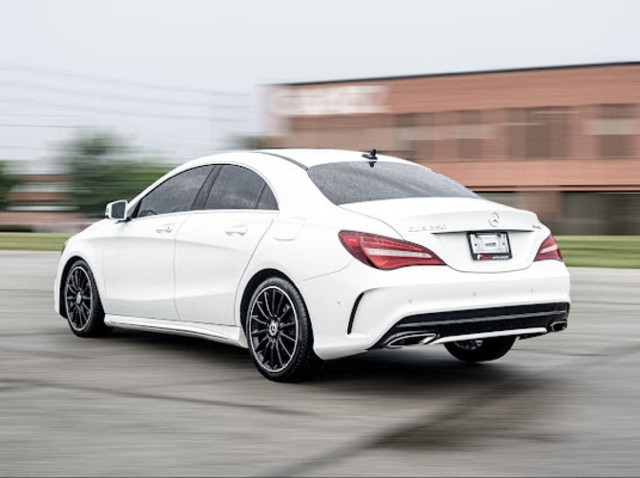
[468,232,511,260]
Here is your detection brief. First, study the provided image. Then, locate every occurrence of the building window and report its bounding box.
[395,113,417,153]
[396,113,439,160]
[592,104,636,158]
[507,107,571,159]
[457,110,484,159]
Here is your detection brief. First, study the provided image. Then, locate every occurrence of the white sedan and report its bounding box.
[54,149,570,382]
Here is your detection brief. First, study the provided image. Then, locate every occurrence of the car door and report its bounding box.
[174,164,279,325]
[102,165,214,320]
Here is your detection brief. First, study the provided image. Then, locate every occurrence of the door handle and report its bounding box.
[224,224,248,236]
[155,224,174,234]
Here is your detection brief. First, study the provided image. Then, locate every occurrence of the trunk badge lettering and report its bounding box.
[408,224,447,233]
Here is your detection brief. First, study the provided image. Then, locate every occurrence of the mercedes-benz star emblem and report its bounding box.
[488,212,500,227]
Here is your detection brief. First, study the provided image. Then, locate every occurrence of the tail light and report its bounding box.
[338,230,445,270]
[534,235,563,262]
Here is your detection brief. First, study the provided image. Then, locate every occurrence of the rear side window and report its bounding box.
[204,164,277,210]
[257,185,278,210]
[136,166,213,217]
[307,161,477,205]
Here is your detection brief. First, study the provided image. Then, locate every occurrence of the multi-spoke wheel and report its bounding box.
[65,265,93,331]
[63,260,110,337]
[246,277,323,382]
[444,336,515,363]
[248,286,298,373]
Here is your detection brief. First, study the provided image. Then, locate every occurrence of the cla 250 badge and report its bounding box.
[408,224,448,233]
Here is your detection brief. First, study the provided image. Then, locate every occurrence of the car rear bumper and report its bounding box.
[371,302,569,349]
[298,259,570,360]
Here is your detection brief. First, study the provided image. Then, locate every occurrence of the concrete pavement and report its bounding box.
[1,251,639,476]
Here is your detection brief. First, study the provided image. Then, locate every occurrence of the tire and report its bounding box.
[245,277,324,382]
[63,259,111,337]
[444,336,515,363]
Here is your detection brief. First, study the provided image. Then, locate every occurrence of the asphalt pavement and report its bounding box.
[1,251,639,476]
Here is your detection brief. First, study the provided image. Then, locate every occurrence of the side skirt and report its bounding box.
[104,315,248,348]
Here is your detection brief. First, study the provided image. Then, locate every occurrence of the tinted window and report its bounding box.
[257,185,278,210]
[136,166,212,217]
[204,165,274,210]
[307,161,477,205]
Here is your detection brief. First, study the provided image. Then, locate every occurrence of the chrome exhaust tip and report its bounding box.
[386,333,437,349]
[548,320,568,333]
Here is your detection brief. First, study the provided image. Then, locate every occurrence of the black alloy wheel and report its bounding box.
[248,285,298,373]
[63,260,110,337]
[246,277,323,382]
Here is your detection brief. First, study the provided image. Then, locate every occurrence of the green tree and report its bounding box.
[63,133,170,217]
[232,135,269,150]
[0,162,20,210]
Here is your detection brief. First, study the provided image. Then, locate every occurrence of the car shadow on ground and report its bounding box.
[108,327,250,364]
[316,347,547,394]
[108,328,541,394]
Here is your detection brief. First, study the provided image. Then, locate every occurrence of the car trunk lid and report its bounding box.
[341,197,544,273]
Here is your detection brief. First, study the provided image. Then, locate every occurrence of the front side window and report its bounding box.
[307,161,477,205]
[136,166,212,217]
[204,164,277,210]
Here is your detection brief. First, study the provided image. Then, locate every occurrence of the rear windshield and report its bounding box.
[307,161,478,205]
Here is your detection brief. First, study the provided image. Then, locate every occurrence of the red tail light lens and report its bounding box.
[338,230,445,270]
[534,235,563,262]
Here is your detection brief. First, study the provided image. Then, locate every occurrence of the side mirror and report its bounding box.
[105,200,128,221]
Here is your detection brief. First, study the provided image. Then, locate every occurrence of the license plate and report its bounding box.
[468,232,511,260]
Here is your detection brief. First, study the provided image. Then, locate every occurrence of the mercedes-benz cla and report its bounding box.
[54,149,570,382]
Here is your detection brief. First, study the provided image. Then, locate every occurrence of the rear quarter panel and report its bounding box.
[235,206,400,327]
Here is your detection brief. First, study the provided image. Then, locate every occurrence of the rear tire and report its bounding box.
[63,259,111,337]
[444,336,515,363]
[245,277,323,382]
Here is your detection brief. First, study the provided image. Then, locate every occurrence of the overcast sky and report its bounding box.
[1,0,638,170]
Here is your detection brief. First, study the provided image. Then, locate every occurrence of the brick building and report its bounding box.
[265,62,640,234]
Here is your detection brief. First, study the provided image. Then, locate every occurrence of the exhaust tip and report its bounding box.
[548,320,568,333]
[386,333,437,349]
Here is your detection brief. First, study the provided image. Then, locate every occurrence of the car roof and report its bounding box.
[128,149,429,214]
[255,149,408,169]
[173,148,415,178]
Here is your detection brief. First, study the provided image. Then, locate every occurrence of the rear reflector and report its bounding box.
[339,230,445,270]
[534,235,563,262]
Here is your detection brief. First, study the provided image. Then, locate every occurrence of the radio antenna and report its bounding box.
[362,148,377,167]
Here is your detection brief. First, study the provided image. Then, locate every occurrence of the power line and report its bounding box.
[1,152,188,162]
[0,65,253,153]
[0,145,61,152]
[0,98,245,122]
[0,79,245,110]
[0,113,83,119]
[0,63,248,97]
[0,124,86,129]
[0,136,220,151]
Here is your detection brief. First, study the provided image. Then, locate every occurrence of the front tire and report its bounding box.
[245,277,323,382]
[444,336,515,363]
[63,259,111,337]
